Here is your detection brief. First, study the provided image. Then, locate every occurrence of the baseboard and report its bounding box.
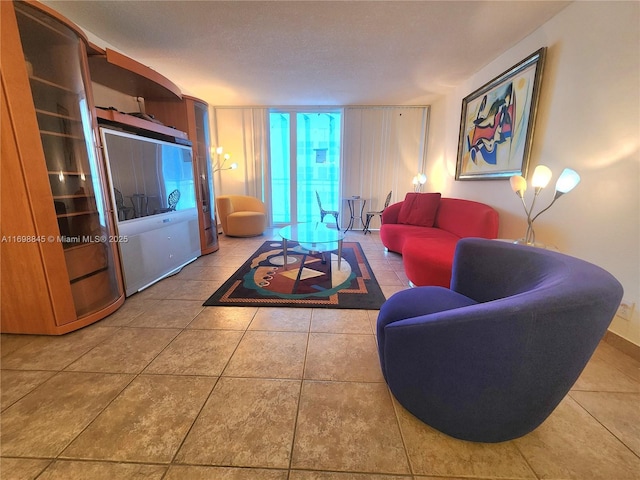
[604,330,640,362]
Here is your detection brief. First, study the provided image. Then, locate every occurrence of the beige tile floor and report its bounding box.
[2,228,639,479]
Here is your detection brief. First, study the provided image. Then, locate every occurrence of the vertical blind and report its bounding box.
[342,106,430,229]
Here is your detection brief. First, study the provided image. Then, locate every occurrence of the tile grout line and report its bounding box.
[165,300,260,468]
[567,391,640,460]
[52,370,139,463]
[386,386,417,477]
[285,308,313,477]
[53,310,194,466]
[511,435,544,480]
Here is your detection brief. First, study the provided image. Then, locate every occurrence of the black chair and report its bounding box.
[363,190,392,234]
[154,189,180,214]
[315,191,340,230]
[114,188,133,221]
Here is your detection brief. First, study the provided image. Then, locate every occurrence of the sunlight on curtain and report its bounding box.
[342,106,429,230]
[211,107,270,222]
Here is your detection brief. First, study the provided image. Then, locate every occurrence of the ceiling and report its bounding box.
[42,1,570,107]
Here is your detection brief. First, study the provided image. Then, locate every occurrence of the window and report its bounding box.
[269,110,342,225]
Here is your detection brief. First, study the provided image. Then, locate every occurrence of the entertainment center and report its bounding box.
[1,0,218,334]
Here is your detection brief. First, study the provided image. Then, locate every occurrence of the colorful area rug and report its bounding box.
[203,240,386,309]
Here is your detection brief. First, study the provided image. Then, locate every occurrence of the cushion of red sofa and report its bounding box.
[397,193,441,227]
[403,237,458,287]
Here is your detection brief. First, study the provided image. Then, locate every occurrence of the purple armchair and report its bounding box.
[377,238,623,442]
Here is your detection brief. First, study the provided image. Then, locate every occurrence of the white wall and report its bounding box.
[425,1,640,345]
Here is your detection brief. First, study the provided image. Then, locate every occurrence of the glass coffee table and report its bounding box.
[279,222,346,269]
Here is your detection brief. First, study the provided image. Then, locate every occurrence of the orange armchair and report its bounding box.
[215,195,267,237]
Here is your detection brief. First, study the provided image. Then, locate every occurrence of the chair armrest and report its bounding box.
[215,196,234,232]
[381,201,402,224]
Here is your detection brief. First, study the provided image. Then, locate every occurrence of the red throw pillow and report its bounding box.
[397,192,441,227]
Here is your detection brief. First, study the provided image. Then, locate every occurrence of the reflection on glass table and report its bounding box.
[279,222,346,269]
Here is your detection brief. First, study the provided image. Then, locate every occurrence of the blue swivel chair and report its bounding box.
[376,238,623,442]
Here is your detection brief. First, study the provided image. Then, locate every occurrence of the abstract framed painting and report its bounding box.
[455,47,546,180]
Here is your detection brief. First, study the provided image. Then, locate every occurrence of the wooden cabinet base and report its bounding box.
[55,295,125,335]
[0,295,125,335]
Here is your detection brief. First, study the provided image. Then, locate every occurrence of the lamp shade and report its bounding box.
[510,175,527,195]
[555,168,581,194]
[412,173,427,185]
[531,165,553,189]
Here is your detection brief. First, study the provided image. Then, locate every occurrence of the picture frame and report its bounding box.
[455,47,546,180]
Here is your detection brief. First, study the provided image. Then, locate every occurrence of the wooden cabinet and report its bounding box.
[88,47,219,255]
[192,100,219,254]
[1,1,124,334]
[146,96,219,255]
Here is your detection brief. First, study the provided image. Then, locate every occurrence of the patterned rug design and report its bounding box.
[203,241,386,309]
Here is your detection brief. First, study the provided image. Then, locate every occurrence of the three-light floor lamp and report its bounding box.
[211,146,237,234]
[412,173,427,192]
[510,165,581,246]
[212,146,237,173]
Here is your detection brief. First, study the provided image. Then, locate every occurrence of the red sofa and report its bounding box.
[380,193,499,287]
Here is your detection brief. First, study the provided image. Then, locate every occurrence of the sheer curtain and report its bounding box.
[210,107,271,222]
[342,106,430,229]
[211,105,429,230]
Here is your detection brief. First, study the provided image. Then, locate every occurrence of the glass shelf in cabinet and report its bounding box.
[29,75,75,94]
[36,111,82,135]
[56,210,99,218]
[48,173,93,198]
[40,130,84,140]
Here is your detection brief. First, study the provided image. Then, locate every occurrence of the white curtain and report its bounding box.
[210,107,270,222]
[342,106,430,229]
[210,105,429,230]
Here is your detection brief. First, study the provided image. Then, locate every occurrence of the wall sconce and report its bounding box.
[212,146,238,173]
[510,165,581,246]
[412,173,427,192]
